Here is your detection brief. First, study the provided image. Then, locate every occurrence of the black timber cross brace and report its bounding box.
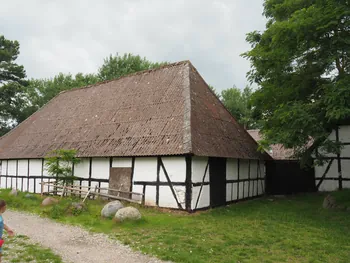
[194,159,209,210]
[159,158,183,210]
[316,159,334,189]
[336,127,343,190]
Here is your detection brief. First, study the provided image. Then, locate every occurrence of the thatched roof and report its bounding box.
[247,129,294,160]
[0,61,269,160]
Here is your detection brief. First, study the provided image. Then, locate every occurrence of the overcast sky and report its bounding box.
[0,0,266,92]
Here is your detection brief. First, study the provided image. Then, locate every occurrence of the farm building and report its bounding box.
[247,130,294,160]
[248,127,350,193]
[0,61,270,211]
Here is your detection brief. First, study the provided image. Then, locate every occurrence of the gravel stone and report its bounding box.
[5,210,170,263]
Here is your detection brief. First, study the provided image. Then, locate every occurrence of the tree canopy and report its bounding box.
[221,86,257,129]
[0,35,27,135]
[243,0,350,164]
[98,53,167,81]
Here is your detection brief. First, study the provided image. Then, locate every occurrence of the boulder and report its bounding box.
[114,207,141,222]
[101,200,124,218]
[42,197,59,206]
[323,194,337,209]
[24,193,35,199]
[9,188,18,196]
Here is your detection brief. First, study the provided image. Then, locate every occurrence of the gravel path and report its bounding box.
[5,210,169,263]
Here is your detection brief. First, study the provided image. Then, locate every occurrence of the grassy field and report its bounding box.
[0,189,349,263]
[2,233,62,263]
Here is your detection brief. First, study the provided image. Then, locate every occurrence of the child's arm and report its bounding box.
[4,224,14,237]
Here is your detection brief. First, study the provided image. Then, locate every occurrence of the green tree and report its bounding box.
[26,72,99,109]
[45,149,81,187]
[221,86,257,129]
[98,53,168,81]
[242,0,350,164]
[0,35,28,136]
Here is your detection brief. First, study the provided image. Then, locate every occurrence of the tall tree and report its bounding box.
[98,53,168,81]
[26,72,99,109]
[221,86,257,129]
[242,0,350,164]
[0,35,27,136]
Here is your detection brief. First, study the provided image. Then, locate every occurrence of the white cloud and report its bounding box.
[0,0,266,92]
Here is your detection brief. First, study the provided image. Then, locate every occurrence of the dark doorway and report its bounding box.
[265,160,316,195]
[109,168,132,198]
[209,157,226,207]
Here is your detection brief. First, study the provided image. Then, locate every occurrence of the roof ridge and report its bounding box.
[59,60,191,95]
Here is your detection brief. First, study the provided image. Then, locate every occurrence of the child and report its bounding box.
[0,200,14,262]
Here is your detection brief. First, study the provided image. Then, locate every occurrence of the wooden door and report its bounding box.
[209,157,226,207]
[109,168,132,199]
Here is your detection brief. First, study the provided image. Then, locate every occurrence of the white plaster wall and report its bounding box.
[226,159,238,180]
[250,180,255,196]
[315,160,338,191]
[239,182,244,199]
[91,158,109,180]
[132,185,143,202]
[133,157,157,182]
[74,158,90,179]
[112,158,132,168]
[341,145,350,157]
[29,159,42,176]
[1,161,6,176]
[160,157,186,182]
[239,160,249,180]
[250,161,258,179]
[192,157,209,183]
[144,185,157,206]
[342,160,350,180]
[339,125,350,142]
[6,177,11,188]
[226,183,232,201]
[159,185,186,208]
[244,181,249,198]
[328,130,336,141]
[7,160,16,175]
[0,176,5,188]
[22,178,28,192]
[191,185,210,209]
[18,160,28,176]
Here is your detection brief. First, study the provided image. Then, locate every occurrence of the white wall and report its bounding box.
[91,158,109,180]
[191,157,210,209]
[132,157,187,209]
[112,158,132,168]
[73,158,90,179]
[133,157,157,182]
[225,159,264,203]
[315,124,350,191]
[160,157,186,182]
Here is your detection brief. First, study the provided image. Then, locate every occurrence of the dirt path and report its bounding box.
[5,210,170,263]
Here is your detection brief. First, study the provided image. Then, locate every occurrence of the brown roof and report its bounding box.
[247,129,294,160]
[0,61,269,160]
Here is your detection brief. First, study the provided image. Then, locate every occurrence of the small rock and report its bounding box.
[24,193,35,199]
[336,204,347,211]
[347,207,350,211]
[9,188,18,196]
[101,201,124,218]
[42,197,59,206]
[114,207,141,222]
[71,202,86,211]
[323,194,337,209]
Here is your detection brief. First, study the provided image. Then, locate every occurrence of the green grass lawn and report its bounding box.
[3,234,62,263]
[1,189,349,263]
